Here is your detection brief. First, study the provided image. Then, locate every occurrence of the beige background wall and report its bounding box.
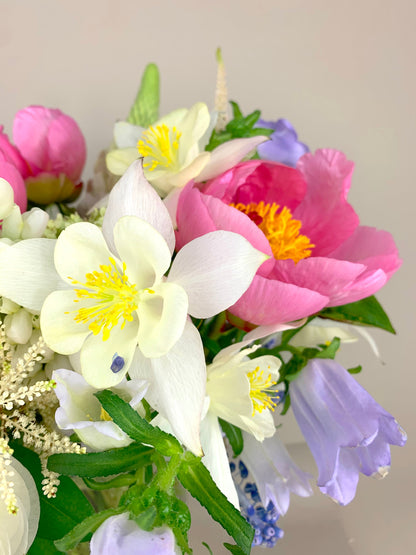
[1,1,414,553]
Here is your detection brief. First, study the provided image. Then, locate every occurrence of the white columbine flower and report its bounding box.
[0,161,267,454]
[52,368,148,451]
[200,342,281,508]
[106,103,267,200]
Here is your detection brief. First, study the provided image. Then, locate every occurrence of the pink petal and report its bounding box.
[202,160,307,211]
[329,225,402,278]
[0,160,27,212]
[0,126,30,177]
[327,268,388,306]
[176,182,274,274]
[13,106,86,181]
[229,274,329,326]
[271,257,366,300]
[294,149,359,256]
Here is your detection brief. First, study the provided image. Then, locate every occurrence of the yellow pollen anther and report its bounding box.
[137,124,182,171]
[69,257,138,341]
[231,201,314,263]
[100,407,113,422]
[246,365,278,416]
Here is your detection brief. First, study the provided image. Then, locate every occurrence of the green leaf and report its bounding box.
[230,100,243,119]
[224,543,249,555]
[54,507,125,552]
[11,443,94,541]
[202,542,214,554]
[319,295,396,334]
[178,453,254,554]
[219,419,244,457]
[348,365,363,374]
[95,390,183,456]
[280,390,291,415]
[82,473,137,490]
[127,63,160,127]
[48,442,153,477]
[28,537,60,555]
[315,337,341,359]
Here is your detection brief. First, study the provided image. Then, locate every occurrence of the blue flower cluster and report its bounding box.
[230,460,284,548]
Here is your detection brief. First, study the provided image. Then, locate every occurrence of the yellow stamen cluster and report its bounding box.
[246,366,278,416]
[231,201,314,264]
[137,124,182,171]
[70,257,138,341]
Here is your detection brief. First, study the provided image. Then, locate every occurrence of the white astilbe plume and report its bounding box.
[0,323,85,510]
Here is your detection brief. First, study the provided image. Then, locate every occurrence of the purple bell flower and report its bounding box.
[255,118,309,167]
[290,359,407,505]
[90,513,180,554]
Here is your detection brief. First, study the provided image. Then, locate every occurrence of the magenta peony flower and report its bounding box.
[0,128,28,211]
[176,150,401,328]
[0,106,86,205]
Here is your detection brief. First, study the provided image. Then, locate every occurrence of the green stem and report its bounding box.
[208,312,227,340]
[153,454,183,493]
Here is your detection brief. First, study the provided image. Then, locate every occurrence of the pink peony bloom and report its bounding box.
[0,106,86,205]
[176,150,401,328]
[0,144,27,213]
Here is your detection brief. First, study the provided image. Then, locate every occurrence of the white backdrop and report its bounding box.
[1,1,414,553]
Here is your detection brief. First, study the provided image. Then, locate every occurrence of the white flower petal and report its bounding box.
[0,238,62,312]
[106,147,138,176]
[113,121,144,148]
[40,290,90,354]
[195,136,269,182]
[102,160,175,254]
[200,412,240,508]
[54,222,113,284]
[244,319,307,343]
[177,102,210,158]
[129,320,205,455]
[151,152,210,195]
[80,317,139,388]
[168,231,268,318]
[113,216,172,288]
[137,282,188,358]
[0,177,15,219]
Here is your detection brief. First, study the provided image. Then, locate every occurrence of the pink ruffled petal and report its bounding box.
[0,160,27,212]
[229,274,329,326]
[203,159,307,211]
[271,257,366,300]
[329,225,402,278]
[13,106,86,181]
[294,149,359,256]
[327,268,387,306]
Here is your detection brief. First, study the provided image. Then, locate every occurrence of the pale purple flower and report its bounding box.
[255,118,309,167]
[90,513,180,555]
[290,359,407,505]
[242,432,313,515]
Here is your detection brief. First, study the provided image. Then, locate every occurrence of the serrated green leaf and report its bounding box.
[11,443,94,541]
[48,442,153,477]
[178,453,254,554]
[224,543,248,555]
[348,365,363,374]
[96,390,183,456]
[219,419,244,457]
[319,295,396,333]
[243,109,261,128]
[54,507,125,552]
[127,63,160,127]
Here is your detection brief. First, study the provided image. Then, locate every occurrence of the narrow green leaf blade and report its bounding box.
[178,455,254,554]
[224,543,248,555]
[95,390,183,456]
[319,295,396,333]
[127,63,160,127]
[219,419,244,457]
[54,507,124,552]
[48,442,153,477]
[348,365,363,374]
[28,537,60,554]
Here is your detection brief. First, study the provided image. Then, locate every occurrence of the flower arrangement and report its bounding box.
[0,51,406,554]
